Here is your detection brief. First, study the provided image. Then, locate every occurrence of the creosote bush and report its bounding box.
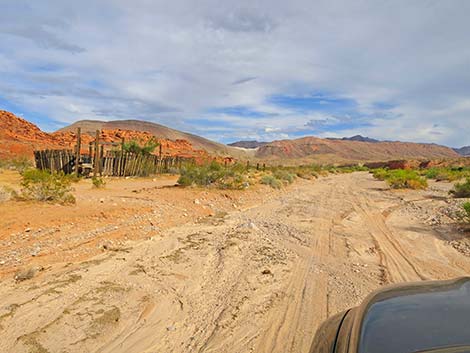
[372,169,428,190]
[0,157,34,173]
[272,169,296,184]
[463,202,470,222]
[260,175,282,189]
[122,138,159,155]
[178,161,249,189]
[92,176,106,188]
[15,169,76,204]
[450,178,470,198]
[423,167,470,182]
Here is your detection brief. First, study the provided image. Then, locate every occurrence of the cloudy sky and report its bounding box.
[1,0,469,146]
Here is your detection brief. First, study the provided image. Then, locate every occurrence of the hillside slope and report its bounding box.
[255,136,460,163]
[0,111,211,160]
[58,120,239,156]
[227,141,268,149]
[0,110,68,159]
[454,146,470,156]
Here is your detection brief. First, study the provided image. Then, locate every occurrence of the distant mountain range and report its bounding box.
[253,136,459,162]
[227,140,269,149]
[327,135,380,143]
[454,146,470,156]
[0,110,467,163]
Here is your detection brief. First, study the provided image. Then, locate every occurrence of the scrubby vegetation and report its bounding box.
[272,169,296,184]
[0,157,34,173]
[450,178,470,198]
[92,176,106,189]
[372,168,389,181]
[422,167,470,182]
[177,162,372,190]
[463,202,470,222]
[178,161,249,189]
[372,169,428,189]
[14,169,77,204]
[122,138,159,155]
[260,175,282,189]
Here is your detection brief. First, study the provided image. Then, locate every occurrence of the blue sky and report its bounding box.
[1,0,470,147]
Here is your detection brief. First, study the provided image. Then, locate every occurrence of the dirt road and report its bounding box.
[1,172,469,353]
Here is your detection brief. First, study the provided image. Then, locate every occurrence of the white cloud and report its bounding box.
[0,0,469,146]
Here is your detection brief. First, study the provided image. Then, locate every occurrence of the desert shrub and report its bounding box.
[92,176,106,188]
[260,175,282,189]
[373,169,427,189]
[423,167,470,182]
[336,165,370,173]
[0,157,33,173]
[463,202,470,222]
[178,161,248,189]
[122,138,159,155]
[15,169,76,204]
[0,186,12,202]
[372,168,389,181]
[424,168,439,179]
[450,178,470,198]
[295,168,318,180]
[386,170,428,190]
[273,169,296,184]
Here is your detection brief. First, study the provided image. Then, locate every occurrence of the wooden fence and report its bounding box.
[34,149,193,177]
[101,152,190,177]
[34,150,76,174]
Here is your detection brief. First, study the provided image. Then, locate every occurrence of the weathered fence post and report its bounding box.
[93,130,100,176]
[99,145,104,175]
[75,127,81,176]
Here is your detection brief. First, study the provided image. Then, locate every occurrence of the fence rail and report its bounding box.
[34,149,192,177]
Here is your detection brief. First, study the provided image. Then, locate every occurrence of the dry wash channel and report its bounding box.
[1,172,469,353]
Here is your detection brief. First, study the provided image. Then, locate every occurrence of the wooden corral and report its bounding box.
[34,149,193,177]
[34,129,194,177]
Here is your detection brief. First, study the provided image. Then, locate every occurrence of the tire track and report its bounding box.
[352,192,428,283]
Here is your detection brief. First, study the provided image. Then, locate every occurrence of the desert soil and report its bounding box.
[1,172,470,353]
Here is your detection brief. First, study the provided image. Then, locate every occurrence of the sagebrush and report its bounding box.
[372,169,428,189]
[463,202,470,222]
[450,178,470,198]
[260,175,282,189]
[0,157,33,173]
[15,169,76,204]
[92,176,106,188]
[178,162,249,189]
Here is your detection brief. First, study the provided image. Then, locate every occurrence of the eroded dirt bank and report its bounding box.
[1,172,470,353]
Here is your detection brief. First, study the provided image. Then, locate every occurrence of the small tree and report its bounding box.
[123,138,159,155]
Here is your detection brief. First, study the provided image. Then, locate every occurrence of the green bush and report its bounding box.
[0,157,33,173]
[450,178,470,198]
[272,169,296,184]
[372,168,389,181]
[422,167,470,182]
[16,169,76,204]
[260,175,282,189]
[373,169,427,189]
[122,138,159,155]
[178,161,248,189]
[92,176,106,188]
[424,168,439,179]
[387,170,428,190]
[463,202,470,221]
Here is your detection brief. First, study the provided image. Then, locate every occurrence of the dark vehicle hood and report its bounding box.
[350,277,470,353]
